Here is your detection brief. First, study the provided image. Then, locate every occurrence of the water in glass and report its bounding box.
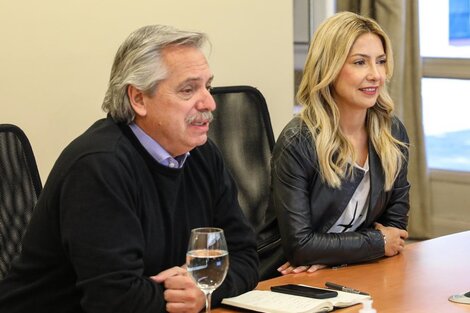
[186,227,229,313]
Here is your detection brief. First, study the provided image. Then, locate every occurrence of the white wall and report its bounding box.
[0,0,294,181]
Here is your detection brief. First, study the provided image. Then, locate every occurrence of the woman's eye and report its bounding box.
[354,60,366,65]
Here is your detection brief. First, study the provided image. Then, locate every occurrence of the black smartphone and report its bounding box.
[271,284,338,299]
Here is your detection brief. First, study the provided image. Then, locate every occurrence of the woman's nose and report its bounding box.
[367,64,381,81]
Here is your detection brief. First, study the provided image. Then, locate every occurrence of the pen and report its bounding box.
[325,281,370,296]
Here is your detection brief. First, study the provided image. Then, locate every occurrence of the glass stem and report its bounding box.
[205,291,212,313]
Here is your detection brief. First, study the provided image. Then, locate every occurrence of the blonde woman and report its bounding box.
[272,11,410,275]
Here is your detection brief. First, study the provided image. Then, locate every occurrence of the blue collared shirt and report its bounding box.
[129,123,189,168]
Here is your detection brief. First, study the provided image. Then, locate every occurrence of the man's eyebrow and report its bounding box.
[176,75,214,88]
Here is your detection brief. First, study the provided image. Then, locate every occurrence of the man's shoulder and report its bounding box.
[72,118,124,151]
[54,118,133,171]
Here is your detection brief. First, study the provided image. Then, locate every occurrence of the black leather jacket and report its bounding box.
[270,116,410,266]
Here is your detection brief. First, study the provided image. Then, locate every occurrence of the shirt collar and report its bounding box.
[129,122,189,168]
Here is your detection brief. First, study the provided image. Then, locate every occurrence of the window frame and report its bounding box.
[422,57,470,78]
[422,57,470,179]
[420,1,470,177]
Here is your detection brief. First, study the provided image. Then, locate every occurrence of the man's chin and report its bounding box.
[196,136,208,146]
[189,135,209,150]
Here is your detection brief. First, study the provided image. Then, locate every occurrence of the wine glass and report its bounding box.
[186,227,229,313]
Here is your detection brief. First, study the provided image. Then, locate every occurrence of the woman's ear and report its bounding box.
[127,85,147,117]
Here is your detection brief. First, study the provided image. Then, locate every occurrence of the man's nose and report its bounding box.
[196,88,216,111]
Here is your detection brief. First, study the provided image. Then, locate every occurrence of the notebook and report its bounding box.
[222,288,370,313]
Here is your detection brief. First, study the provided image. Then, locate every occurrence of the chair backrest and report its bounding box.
[0,124,42,279]
[209,86,284,279]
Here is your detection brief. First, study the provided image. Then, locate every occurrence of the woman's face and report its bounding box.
[332,33,387,113]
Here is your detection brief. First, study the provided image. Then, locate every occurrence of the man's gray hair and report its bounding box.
[102,25,209,123]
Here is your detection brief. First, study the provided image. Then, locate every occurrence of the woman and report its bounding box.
[272,11,410,275]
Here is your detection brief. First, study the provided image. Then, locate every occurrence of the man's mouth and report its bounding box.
[191,120,209,126]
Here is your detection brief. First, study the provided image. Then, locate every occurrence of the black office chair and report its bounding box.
[209,86,284,280]
[0,124,42,279]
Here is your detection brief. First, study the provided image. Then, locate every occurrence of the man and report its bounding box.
[0,25,259,313]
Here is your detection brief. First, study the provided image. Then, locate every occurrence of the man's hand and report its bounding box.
[277,261,326,275]
[151,266,205,313]
[374,222,409,257]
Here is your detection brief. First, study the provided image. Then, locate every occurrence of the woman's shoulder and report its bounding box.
[273,116,316,159]
[390,116,409,143]
[277,116,311,143]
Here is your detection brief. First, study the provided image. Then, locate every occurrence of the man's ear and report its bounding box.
[127,85,147,117]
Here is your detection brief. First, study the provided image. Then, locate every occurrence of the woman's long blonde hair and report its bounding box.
[297,11,407,191]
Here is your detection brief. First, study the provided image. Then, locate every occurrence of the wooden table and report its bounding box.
[215,230,470,313]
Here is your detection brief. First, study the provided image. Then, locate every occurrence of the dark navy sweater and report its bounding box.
[0,117,258,313]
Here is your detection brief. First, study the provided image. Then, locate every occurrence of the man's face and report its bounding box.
[134,45,215,157]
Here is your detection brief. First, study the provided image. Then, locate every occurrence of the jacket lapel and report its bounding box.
[366,143,385,226]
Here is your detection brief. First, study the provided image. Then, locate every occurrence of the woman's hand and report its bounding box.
[374,222,409,257]
[277,262,326,275]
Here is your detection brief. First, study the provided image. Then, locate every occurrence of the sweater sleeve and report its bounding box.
[59,153,166,313]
